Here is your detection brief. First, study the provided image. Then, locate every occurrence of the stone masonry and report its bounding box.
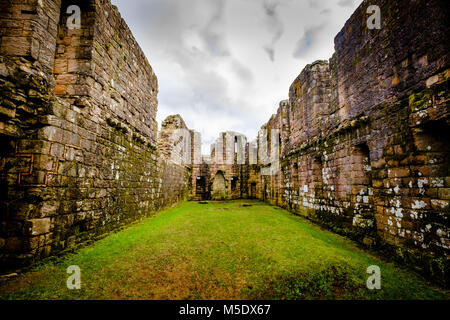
[263,0,449,287]
[0,0,193,270]
[0,0,448,288]
[192,131,249,201]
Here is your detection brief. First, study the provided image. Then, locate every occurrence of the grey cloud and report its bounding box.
[307,0,321,9]
[199,0,230,57]
[263,1,279,16]
[293,24,325,59]
[337,0,355,7]
[262,0,284,62]
[231,60,254,84]
[263,47,275,62]
[136,1,252,149]
[201,32,230,57]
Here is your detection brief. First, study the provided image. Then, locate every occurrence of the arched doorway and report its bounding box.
[211,171,227,200]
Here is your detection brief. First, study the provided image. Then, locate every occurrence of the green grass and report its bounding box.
[0,200,448,300]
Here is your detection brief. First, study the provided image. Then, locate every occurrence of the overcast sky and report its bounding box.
[111,0,363,154]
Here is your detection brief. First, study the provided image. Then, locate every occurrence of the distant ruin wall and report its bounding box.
[191,131,249,201]
[0,0,191,270]
[259,0,449,286]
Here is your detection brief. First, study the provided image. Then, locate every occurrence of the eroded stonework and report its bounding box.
[1,0,448,288]
[0,0,192,269]
[192,131,250,201]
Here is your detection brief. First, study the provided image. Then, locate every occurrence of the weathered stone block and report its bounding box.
[438,188,450,200]
[5,237,22,252]
[0,36,31,57]
[27,218,51,236]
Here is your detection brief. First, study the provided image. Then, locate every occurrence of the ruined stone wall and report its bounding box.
[258,101,290,206]
[0,0,60,137]
[1,0,448,288]
[192,131,249,201]
[0,0,61,72]
[259,0,449,286]
[158,114,201,168]
[0,0,191,270]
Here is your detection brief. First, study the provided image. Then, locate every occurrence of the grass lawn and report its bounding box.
[0,200,448,300]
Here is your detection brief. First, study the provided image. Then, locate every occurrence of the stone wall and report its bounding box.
[191,131,249,201]
[0,0,60,138]
[0,0,191,270]
[158,114,201,168]
[1,0,448,289]
[256,0,449,286]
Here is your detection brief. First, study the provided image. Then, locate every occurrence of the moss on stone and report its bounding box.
[409,90,432,112]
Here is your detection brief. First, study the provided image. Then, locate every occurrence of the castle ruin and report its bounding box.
[0,0,449,287]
